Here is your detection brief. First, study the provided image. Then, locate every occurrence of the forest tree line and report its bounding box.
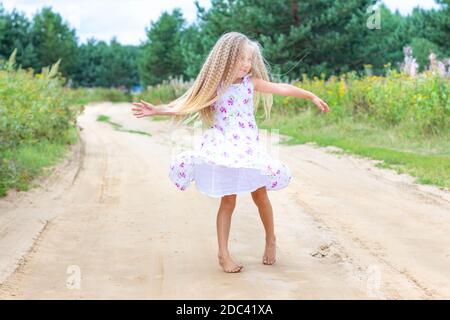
[0,0,449,90]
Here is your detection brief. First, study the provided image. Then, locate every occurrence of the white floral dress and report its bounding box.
[168,73,292,197]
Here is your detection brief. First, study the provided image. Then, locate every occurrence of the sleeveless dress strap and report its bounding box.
[244,73,253,85]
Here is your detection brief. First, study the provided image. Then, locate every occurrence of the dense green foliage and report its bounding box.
[1,1,449,88]
[138,9,187,87]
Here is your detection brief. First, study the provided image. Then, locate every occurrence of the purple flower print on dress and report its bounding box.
[243,98,249,104]
[214,124,224,132]
[220,106,227,113]
[248,88,252,94]
[179,162,185,168]
[238,121,245,128]
[222,116,228,121]
[271,181,278,188]
[227,97,234,106]
[276,169,281,175]
[236,112,241,117]
[233,134,240,140]
[179,171,186,178]
[246,147,253,155]
[248,122,255,129]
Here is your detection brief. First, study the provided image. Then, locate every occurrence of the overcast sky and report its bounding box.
[1,0,443,45]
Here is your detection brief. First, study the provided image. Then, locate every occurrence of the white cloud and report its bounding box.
[382,0,441,15]
[2,0,211,45]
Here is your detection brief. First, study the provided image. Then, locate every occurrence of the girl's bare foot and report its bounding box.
[218,254,244,273]
[263,237,276,265]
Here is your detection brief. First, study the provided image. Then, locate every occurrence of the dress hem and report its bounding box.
[192,155,269,171]
[194,182,267,198]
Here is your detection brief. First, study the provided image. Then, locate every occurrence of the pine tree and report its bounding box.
[0,8,38,69]
[138,8,187,87]
[195,0,385,79]
[407,0,450,59]
[30,7,79,78]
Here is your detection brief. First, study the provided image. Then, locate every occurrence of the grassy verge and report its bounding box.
[0,51,136,197]
[0,126,79,196]
[257,110,450,189]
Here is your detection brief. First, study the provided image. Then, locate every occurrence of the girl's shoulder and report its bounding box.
[244,73,254,87]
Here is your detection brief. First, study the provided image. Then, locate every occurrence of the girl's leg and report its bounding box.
[251,186,277,265]
[216,194,243,273]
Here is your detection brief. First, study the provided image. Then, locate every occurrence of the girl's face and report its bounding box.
[235,46,253,79]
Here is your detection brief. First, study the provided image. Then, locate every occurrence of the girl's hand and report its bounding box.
[132,100,158,118]
[311,96,330,113]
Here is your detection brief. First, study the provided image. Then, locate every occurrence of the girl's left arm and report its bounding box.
[252,78,330,113]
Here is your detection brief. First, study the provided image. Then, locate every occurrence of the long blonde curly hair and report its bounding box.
[156,31,273,128]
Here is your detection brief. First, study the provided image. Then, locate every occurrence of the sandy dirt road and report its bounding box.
[0,102,449,299]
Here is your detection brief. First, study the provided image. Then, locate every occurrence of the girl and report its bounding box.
[132,32,329,273]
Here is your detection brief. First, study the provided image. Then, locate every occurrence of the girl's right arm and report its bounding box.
[132,100,176,118]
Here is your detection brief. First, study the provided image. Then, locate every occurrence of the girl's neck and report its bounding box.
[231,77,244,84]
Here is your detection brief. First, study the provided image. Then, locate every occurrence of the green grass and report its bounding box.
[257,110,450,190]
[0,126,79,197]
[97,114,152,136]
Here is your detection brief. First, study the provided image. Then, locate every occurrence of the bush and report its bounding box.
[136,69,450,137]
[68,87,132,105]
[0,54,80,152]
[0,52,80,195]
